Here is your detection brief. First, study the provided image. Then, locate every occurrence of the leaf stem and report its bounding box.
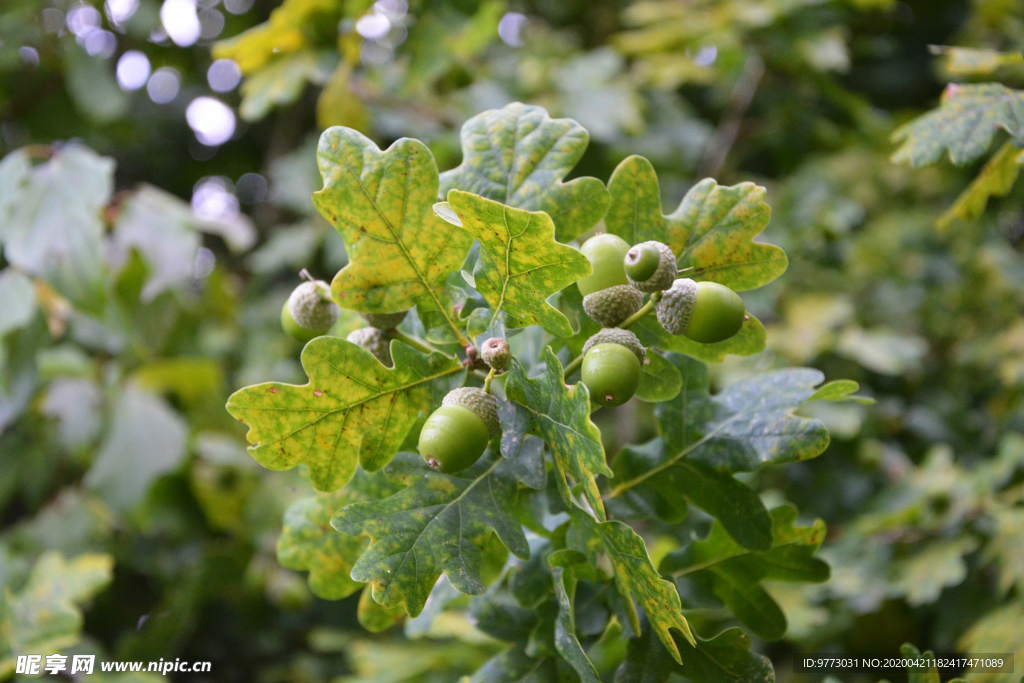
[562,292,661,380]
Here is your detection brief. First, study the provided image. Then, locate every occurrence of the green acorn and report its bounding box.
[582,328,645,363]
[480,337,512,371]
[419,387,499,473]
[656,278,746,344]
[346,327,393,366]
[582,342,642,407]
[583,284,644,327]
[624,241,677,293]
[281,280,340,342]
[576,233,631,297]
[360,310,408,331]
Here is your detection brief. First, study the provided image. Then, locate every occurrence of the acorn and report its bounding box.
[281,280,340,342]
[577,233,631,296]
[624,241,677,293]
[347,327,393,366]
[581,342,642,408]
[419,387,499,473]
[656,278,746,344]
[583,285,644,327]
[480,337,512,371]
[360,310,408,331]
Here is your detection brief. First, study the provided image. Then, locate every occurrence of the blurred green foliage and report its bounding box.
[2,0,1024,682]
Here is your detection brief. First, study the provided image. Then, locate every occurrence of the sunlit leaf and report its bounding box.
[0,551,113,666]
[438,190,591,337]
[605,156,787,291]
[226,338,465,492]
[439,103,610,242]
[938,140,1024,228]
[314,127,474,339]
[331,452,530,616]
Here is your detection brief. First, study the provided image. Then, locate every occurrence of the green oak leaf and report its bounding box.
[615,619,774,683]
[276,470,402,600]
[504,348,610,520]
[660,505,829,641]
[436,190,591,337]
[331,452,530,616]
[568,509,695,665]
[605,156,787,292]
[608,440,773,552]
[900,643,968,683]
[226,337,464,492]
[439,102,610,242]
[636,351,683,403]
[632,311,767,362]
[313,127,473,336]
[608,356,858,509]
[470,645,562,683]
[551,565,601,683]
[1,552,113,663]
[892,84,1024,167]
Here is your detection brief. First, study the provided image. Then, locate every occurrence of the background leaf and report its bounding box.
[439,102,610,243]
[892,83,1024,166]
[227,338,464,492]
[635,351,682,403]
[440,190,591,337]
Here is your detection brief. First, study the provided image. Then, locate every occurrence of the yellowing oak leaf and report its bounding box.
[436,190,591,338]
[605,155,786,292]
[226,337,465,492]
[314,128,473,339]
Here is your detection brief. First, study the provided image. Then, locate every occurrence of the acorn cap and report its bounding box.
[656,278,698,336]
[347,327,393,366]
[582,285,644,327]
[480,337,512,371]
[443,387,499,437]
[360,310,408,331]
[625,241,677,293]
[288,281,340,334]
[582,328,646,363]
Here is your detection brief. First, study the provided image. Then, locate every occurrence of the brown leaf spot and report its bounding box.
[269,387,278,394]
[313,388,323,397]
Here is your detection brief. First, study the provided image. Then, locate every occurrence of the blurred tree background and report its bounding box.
[2,0,1024,681]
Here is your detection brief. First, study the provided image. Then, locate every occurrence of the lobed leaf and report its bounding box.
[892,83,1024,167]
[551,565,601,683]
[438,190,592,337]
[504,348,610,520]
[276,470,402,600]
[331,452,530,616]
[569,510,695,664]
[605,156,787,292]
[439,102,610,242]
[226,338,465,492]
[1,552,113,663]
[615,619,775,683]
[938,140,1024,228]
[661,505,829,641]
[314,127,473,337]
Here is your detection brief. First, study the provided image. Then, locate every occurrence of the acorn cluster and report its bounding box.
[574,234,747,407]
[278,233,747,476]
